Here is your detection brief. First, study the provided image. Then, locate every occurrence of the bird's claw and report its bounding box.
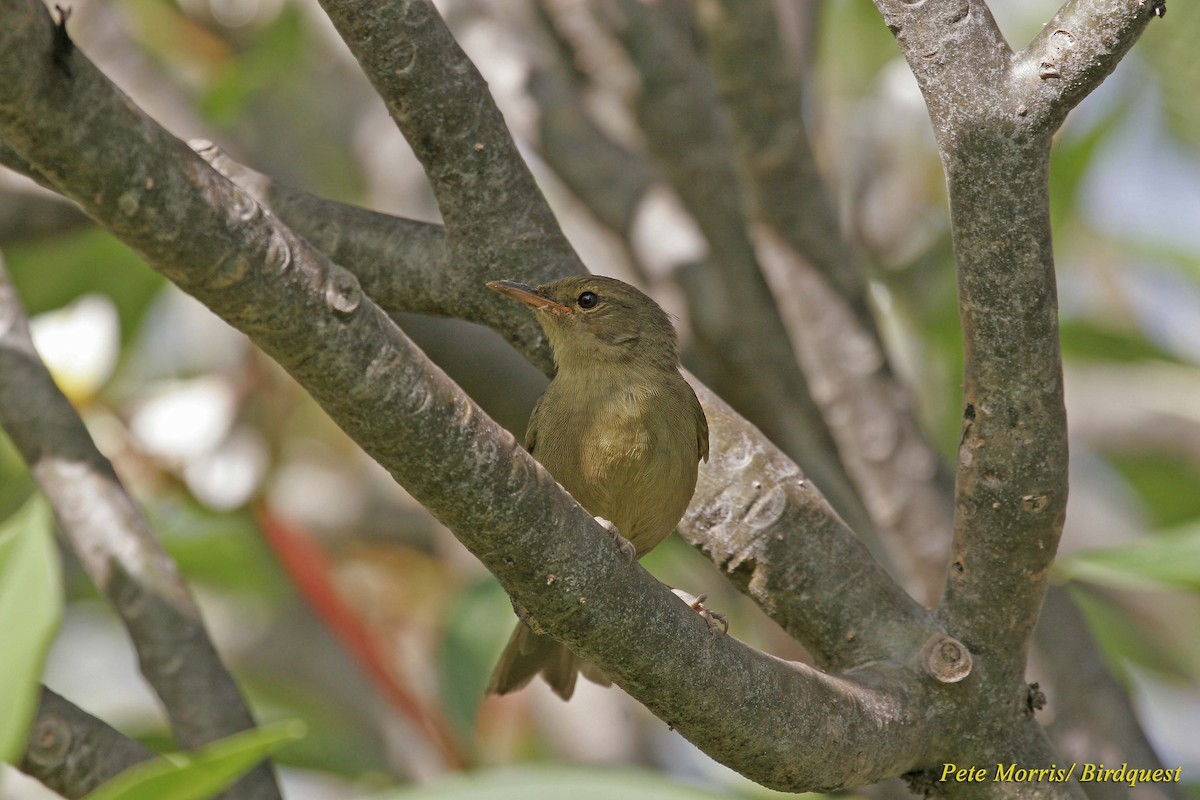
[595,516,636,561]
[671,589,729,634]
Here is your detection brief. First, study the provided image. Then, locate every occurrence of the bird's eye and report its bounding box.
[577,291,599,309]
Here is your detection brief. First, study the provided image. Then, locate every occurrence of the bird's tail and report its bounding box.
[487,622,611,700]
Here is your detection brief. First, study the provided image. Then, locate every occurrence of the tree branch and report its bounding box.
[873,0,1163,785]
[1020,0,1161,132]
[1035,588,1187,800]
[525,1,656,245]
[0,257,279,798]
[19,687,158,800]
[189,141,452,317]
[694,0,957,603]
[0,1,942,788]
[607,0,875,536]
[875,0,1061,670]
[695,0,875,334]
[193,143,930,668]
[683,381,933,671]
[313,0,587,376]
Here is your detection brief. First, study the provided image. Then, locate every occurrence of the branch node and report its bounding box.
[24,713,73,768]
[325,268,362,315]
[920,632,972,683]
[1039,61,1061,79]
[1025,681,1047,717]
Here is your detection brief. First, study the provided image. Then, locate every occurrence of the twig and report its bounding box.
[193,146,930,668]
[0,1,942,787]
[695,0,956,602]
[607,0,874,534]
[19,687,158,800]
[0,256,279,799]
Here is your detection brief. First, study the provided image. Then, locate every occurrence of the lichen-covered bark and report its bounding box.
[0,0,1168,794]
[19,688,159,800]
[0,1,942,789]
[0,253,279,799]
[873,0,1163,794]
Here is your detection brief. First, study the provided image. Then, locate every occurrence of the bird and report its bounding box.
[485,275,711,700]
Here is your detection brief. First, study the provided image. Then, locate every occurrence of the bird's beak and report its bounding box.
[486,281,572,315]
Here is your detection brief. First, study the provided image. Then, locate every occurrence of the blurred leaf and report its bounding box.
[1057,524,1200,593]
[147,496,288,598]
[817,0,901,100]
[364,766,765,800]
[242,676,389,777]
[1067,585,1191,681]
[1107,453,1200,528]
[1049,102,1124,228]
[3,227,164,345]
[1139,2,1200,150]
[83,719,305,800]
[1058,319,1181,363]
[438,576,512,738]
[200,7,306,124]
[0,431,34,522]
[0,497,63,763]
[118,0,235,78]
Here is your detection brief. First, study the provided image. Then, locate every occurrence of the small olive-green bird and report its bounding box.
[485,275,709,700]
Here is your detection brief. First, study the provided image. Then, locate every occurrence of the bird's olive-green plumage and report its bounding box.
[485,275,708,700]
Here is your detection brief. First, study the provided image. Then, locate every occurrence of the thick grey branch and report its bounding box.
[314,0,586,375]
[0,260,278,799]
[685,382,932,671]
[873,0,1162,791]
[0,2,940,788]
[609,0,874,535]
[1019,0,1160,131]
[194,144,931,667]
[19,687,158,800]
[695,0,956,603]
[190,142,452,318]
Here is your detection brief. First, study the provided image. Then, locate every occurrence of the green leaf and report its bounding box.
[0,497,63,764]
[1048,101,1123,228]
[3,227,165,345]
[200,7,306,124]
[1106,453,1200,529]
[1139,0,1200,151]
[1057,523,1200,592]
[363,766,773,800]
[1065,585,1191,681]
[146,497,288,598]
[1058,319,1180,364]
[84,719,305,800]
[438,576,513,738]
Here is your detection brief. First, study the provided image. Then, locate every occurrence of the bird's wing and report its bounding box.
[693,389,710,463]
[524,393,544,454]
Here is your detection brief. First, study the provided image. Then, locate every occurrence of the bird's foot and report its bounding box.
[671,589,729,634]
[594,516,636,561]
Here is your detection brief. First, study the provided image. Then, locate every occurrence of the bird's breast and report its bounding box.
[529,372,702,555]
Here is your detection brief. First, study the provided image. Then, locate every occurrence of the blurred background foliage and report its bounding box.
[1,0,1198,797]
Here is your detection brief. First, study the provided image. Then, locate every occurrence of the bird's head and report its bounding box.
[487,275,679,371]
